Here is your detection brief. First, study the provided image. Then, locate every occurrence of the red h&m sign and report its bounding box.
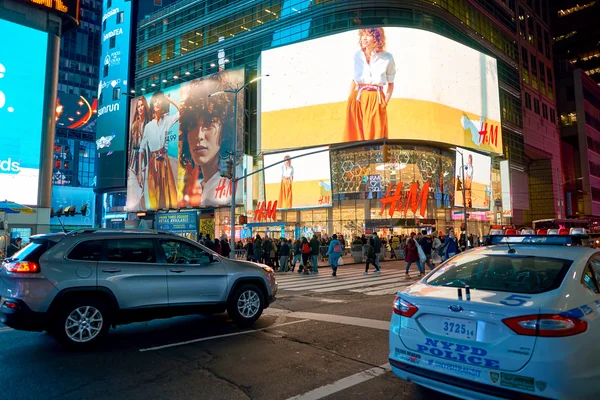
[380,182,431,218]
[478,122,499,148]
[253,201,277,222]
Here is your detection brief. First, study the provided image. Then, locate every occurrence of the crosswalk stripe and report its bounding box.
[350,281,416,293]
[277,272,407,290]
[275,269,365,281]
[303,276,413,293]
[364,287,409,296]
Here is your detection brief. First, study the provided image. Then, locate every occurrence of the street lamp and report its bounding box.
[209,75,268,259]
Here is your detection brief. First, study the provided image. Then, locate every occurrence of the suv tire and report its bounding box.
[227,284,264,327]
[52,296,111,349]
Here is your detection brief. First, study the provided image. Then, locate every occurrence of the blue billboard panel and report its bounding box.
[156,211,198,234]
[51,186,96,227]
[0,18,48,205]
[95,0,132,191]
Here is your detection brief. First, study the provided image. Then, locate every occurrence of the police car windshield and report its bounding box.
[426,254,573,294]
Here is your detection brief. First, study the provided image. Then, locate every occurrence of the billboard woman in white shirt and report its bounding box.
[278,155,293,208]
[138,91,180,210]
[344,27,396,141]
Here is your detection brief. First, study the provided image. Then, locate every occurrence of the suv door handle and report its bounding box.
[169,268,186,273]
[102,268,121,273]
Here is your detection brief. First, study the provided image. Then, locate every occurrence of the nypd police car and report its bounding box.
[389,235,600,400]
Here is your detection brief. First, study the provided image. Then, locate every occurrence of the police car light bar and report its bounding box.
[488,235,576,245]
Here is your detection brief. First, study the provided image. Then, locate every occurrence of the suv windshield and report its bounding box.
[426,253,573,294]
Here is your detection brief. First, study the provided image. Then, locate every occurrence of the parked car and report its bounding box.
[0,229,277,348]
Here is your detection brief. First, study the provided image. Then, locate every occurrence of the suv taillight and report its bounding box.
[503,314,587,337]
[393,295,418,318]
[4,261,40,273]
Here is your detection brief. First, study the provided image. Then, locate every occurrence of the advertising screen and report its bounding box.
[51,186,95,227]
[260,27,502,154]
[95,0,132,190]
[454,148,491,209]
[126,69,244,211]
[264,147,332,210]
[56,91,97,132]
[0,19,47,205]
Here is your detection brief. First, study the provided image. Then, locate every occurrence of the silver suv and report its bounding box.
[0,229,277,348]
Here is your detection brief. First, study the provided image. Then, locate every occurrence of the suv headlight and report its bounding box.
[261,266,274,274]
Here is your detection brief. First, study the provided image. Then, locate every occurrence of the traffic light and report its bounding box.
[220,158,233,179]
[382,144,391,163]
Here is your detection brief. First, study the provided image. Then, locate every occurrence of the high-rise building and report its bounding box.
[95,0,565,236]
[514,0,562,223]
[552,1,600,86]
[552,1,600,221]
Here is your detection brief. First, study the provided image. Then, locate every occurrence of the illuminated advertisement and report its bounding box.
[126,69,244,211]
[0,18,47,205]
[51,186,95,227]
[55,91,97,132]
[500,160,512,217]
[20,0,81,23]
[454,148,491,209]
[264,147,332,210]
[260,27,502,154]
[95,0,132,190]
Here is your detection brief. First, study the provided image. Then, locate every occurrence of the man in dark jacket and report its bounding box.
[418,230,434,270]
[371,232,382,271]
[278,239,291,272]
[309,235,320,274]
[6,238,22,258]
[220,234,231,258]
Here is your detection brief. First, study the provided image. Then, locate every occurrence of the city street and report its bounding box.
[0,261,454,400]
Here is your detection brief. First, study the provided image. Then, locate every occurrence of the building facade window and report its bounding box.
[525,92,532,109]
[542,103,548,119]
[534,98,540,114]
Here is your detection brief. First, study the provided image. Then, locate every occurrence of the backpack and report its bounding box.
[333,242,342,253]
[302,243,310,253]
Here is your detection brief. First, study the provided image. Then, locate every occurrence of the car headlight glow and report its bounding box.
[262,266,274,274]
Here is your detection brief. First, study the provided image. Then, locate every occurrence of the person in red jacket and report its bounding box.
[404,232,423,278]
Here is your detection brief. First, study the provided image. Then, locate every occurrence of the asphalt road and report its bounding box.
[0,263,455,400]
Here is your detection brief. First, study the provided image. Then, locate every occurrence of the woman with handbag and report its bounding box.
[327,234,343,277]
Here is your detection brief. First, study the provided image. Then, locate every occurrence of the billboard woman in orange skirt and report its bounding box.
[344,28,396,141]
[278,155,293,208]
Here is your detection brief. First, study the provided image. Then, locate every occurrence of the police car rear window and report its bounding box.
[426,254,573,294]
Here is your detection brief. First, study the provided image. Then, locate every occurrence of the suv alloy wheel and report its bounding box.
[52,297,111,349]
[227,284,264,327]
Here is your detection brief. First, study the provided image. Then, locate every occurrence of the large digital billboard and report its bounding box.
[126,69,244,211]
[264,147,332,210]
[95,0,132,190]
[0,18,48,205]
[454,147,491,209]
[260,27,502,154]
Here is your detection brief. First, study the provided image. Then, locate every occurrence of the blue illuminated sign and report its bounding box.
[156,211,198,233]
[51,186,96,227]
[95,0,132,190]
[0,18,47,205]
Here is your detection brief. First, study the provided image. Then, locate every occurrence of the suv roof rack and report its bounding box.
[67,228,176,236]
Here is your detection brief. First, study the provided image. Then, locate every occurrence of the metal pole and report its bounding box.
[460,151,469,249]
[230,89,238,259]
[557,168,563,219]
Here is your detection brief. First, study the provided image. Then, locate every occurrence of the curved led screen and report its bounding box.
[0,18,48,206]
[260,27,502,155]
